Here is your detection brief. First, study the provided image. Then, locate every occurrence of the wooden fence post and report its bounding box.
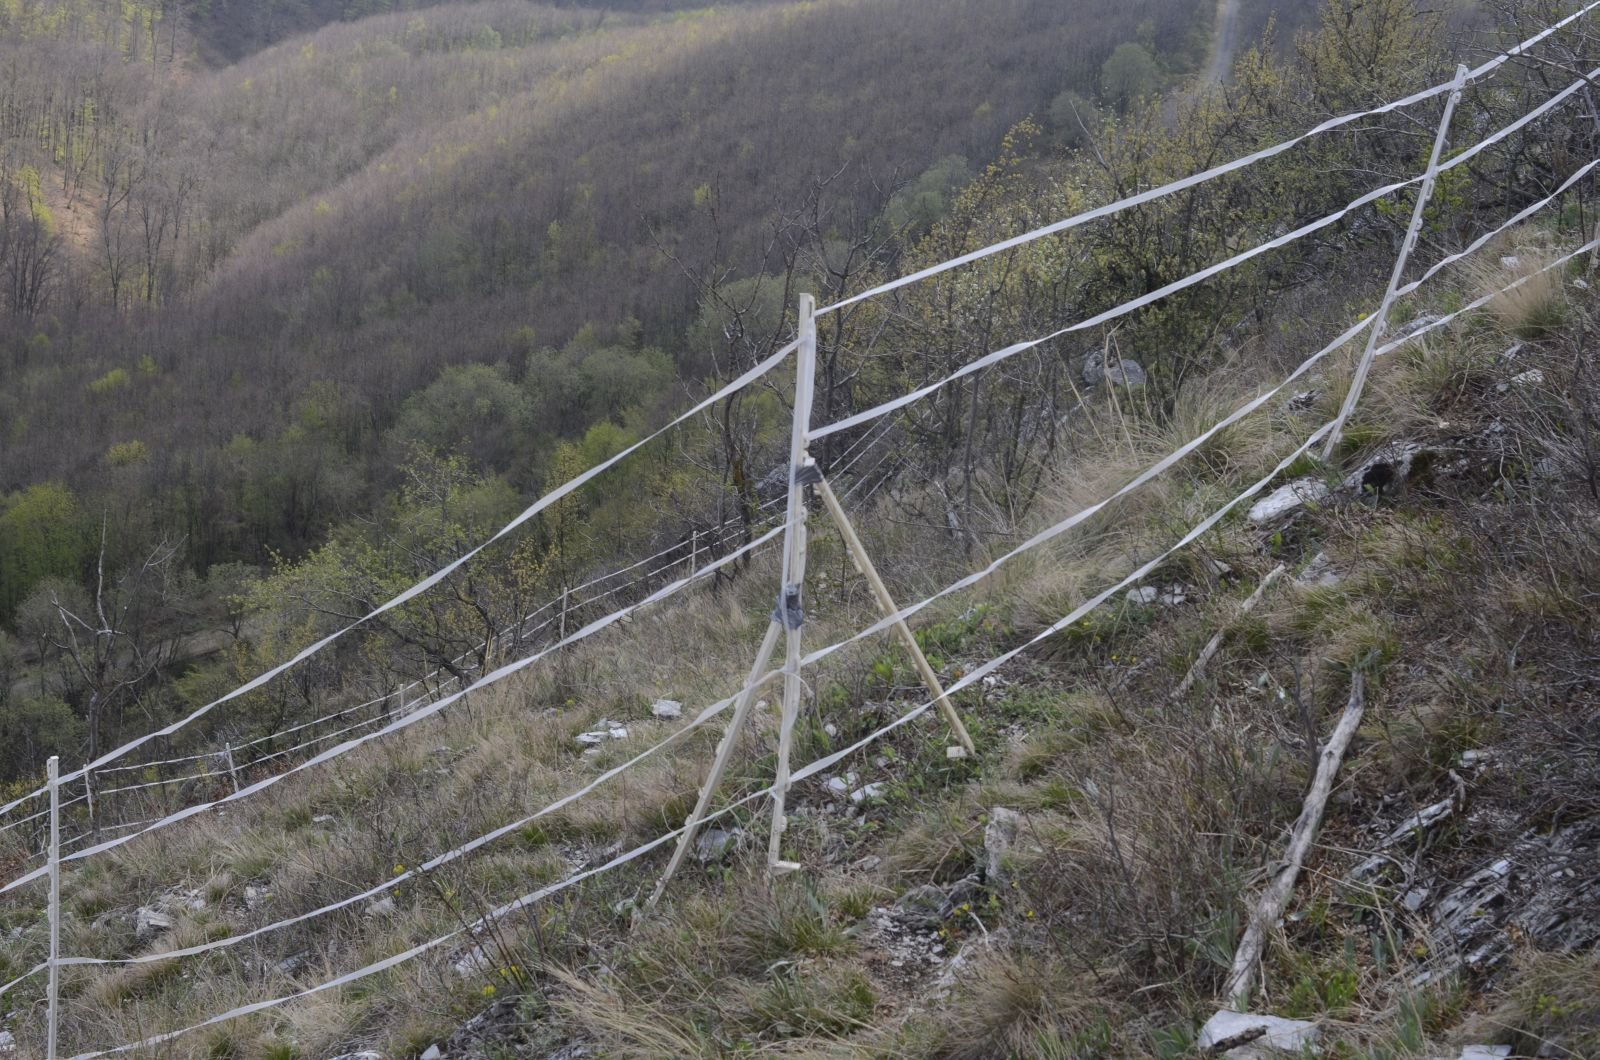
[47,755,61,1060]
[1324,64,1468,459]
[767,294,818,876]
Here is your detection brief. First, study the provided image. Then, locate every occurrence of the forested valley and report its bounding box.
[0,0,1315,782]
[2,0,1599,1054]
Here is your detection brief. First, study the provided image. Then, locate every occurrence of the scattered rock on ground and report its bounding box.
[1197,1010,1320,1058]
[135,907,174,942]
[939,874,984,919]
[451,946,493,978]
[1126,586,1159,605]
[275,952,308,976]
[984,807,1022,885]
[850,782,887,804]
[1296,551,1342,589]
[1499,369,1545,391]
[1392,313,1443,341]
[1248,477,1330,523]
[695,827,746,863]
[576,721,628,746]
[859,902,949,983]
[931,927,1009,998]
[1082,352,1147,388]
[894,884,949,927]
[1285,388,1322,412]
[1344,441,1430,495]
[650,699,682,719]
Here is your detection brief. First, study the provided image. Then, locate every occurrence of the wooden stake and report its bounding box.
[84,770,97,843]
[224,741,242,794]
[814,475,976,757]
[1174,564,1286,700]
[1224,674,1366,1008]
[645,621,783,910]
[767,294,818,876]
[46,755,60,1060]
[1324,65,1467,460]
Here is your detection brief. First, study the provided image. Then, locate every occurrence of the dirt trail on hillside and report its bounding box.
[1205,0,1242,85]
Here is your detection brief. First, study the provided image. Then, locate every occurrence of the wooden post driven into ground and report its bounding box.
[46,755,61,1060]
[645,294,977,909]
[765,294,819,876]
[1324,64,1467,459]
[814,475,974,757]
[224,741,242,794]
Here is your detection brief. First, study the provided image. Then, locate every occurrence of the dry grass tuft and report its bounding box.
[912,952,1128,1060]
[1464,232,1569,338]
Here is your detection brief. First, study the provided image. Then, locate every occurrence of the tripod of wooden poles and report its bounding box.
[646,295,975,909]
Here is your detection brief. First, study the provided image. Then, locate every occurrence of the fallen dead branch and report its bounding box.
[1224,672,1366,1008]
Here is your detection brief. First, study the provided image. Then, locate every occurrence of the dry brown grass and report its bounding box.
[9,239,1598,1059]
[1464,231,1571,339]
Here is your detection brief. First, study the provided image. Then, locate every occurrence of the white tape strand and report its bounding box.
[36,342,795,797]
[816,1,1600,317]
[812,67,1593,444]
[67,417,1334,1059]
[0,523,788,896]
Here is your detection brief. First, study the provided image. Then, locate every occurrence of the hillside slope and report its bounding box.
[1,233,1595,1060]
[2,1,1596,1056]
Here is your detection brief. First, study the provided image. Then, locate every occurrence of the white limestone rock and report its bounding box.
[135,907,173,942]
[1198,1010,1320,1056]
[1248,477,1330,523]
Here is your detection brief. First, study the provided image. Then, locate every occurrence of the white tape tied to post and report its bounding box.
[67,417,1334,1058]
[813,64,1597,444]
[0,523,787,896]
[815,0,1600,317]
[46,226,1578,883]
[0,341,794,827]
